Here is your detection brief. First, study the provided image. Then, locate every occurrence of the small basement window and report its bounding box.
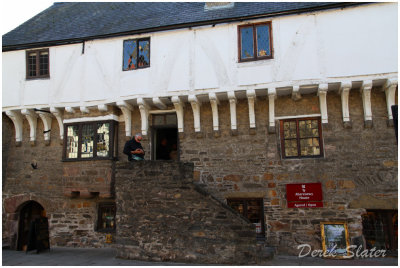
[26,49,49,79]
[227,198,265,239]
[97,203,116,232]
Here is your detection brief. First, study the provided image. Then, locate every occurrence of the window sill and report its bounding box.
[236,58,274,68]
[26,76,50,80]
[62,157,118,162]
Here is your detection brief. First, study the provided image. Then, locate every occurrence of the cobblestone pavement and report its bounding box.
[2,247,398,266]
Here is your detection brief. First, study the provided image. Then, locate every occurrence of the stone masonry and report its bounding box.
[114,161,270,264]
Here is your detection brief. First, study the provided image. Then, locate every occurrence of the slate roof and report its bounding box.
[3,2,363,51]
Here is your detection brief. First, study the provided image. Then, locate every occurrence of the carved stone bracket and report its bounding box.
[292,85,301,101]
[5,110,23,145]
[21,109,38,144]
[37,111,53,145]
[172,96,185,133]
[318,84,329,124]
[246,89,256,129]
[189,95,201,132]
[50,107,64,143]
[268,88,276,133]
[209,93,220,132]
[339,82,352,128]
[227,91,237,132]
[384,78,398,127]
[360,80,373,128]
[117,101,133,138]
[137,98,150,136]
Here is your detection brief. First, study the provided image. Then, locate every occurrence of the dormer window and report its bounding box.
[238,22,273,62]
[123,38,150,71]
[26,49,49,79]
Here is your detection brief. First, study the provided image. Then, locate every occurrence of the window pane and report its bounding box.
[256,24,271,57]
[100,205,115,230]
[228,200,245,215]
[28,53,37,77]
[39,51,49,76]
[241,26,254,59]
[81,124,94,158]
[66,126,79,159]
[97,123,110,157]
[138,40,150,67]
[285,139,298,157]
[300,137,320,156]
[284,121,297,139]
[123,40,137,70]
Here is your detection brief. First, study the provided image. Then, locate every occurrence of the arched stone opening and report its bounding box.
[16,201,45,251]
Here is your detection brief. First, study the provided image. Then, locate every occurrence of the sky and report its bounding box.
[1,0,54,35]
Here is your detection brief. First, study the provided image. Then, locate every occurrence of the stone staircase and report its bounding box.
[114,161,273,264]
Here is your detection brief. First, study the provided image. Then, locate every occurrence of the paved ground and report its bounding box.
[2,247,398,266]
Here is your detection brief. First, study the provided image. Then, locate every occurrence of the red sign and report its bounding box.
[286,183,323,208]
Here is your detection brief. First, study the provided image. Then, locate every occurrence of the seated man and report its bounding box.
[123,133,145,161]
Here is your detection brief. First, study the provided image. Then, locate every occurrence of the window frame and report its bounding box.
[62,120,118,161]
[238,21,273,62]
[279,117,324,159]
[122,37,151,71]
[97,202,116,233]
[227,198,265,238]
[26,49,50,79]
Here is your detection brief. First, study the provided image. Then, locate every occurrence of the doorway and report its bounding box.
[151,113,178,160]
[17,201,45,251]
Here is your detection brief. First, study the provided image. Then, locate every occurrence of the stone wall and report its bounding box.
[2,116,114,248]
[178,88,397,254]
[114,161,269,264]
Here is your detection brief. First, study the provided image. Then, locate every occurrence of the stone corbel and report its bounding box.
[292,85,301,101]
[339,82,352,128]
[227,91,237,135]
[117,101,133,138]
[246,89,256,132]
[209,93,220,134]
[21,109,38,145]
[152,97,167,110]
[383,78,398,127]
[360,80,373,128]
[189,95,202,133]
[318,84,329,124]
[37,111,53,145]
[65,107,76,113]
[5,110,23,146]
[268,88,276,133]
[137,98,150,136]
[98,104,108,112]
[172,96,185,133]
[80,106,90,114]
[50,107,64,143]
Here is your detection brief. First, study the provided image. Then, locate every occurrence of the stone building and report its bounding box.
[2,2,398,263]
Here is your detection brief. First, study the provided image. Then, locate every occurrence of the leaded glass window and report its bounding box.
[123,38,150,71]
[63,120,117,161]
[280,117,323,159]
[238,22,272,62]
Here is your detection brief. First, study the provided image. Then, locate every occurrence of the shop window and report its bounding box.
[63,120,118,161]
[279,117,323,159]
[26,49,49,79]
[227,198,265,239]
[238,22,272,62]
[123,38,150,70]
[362,210,398,252]
[97,203,116,232]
